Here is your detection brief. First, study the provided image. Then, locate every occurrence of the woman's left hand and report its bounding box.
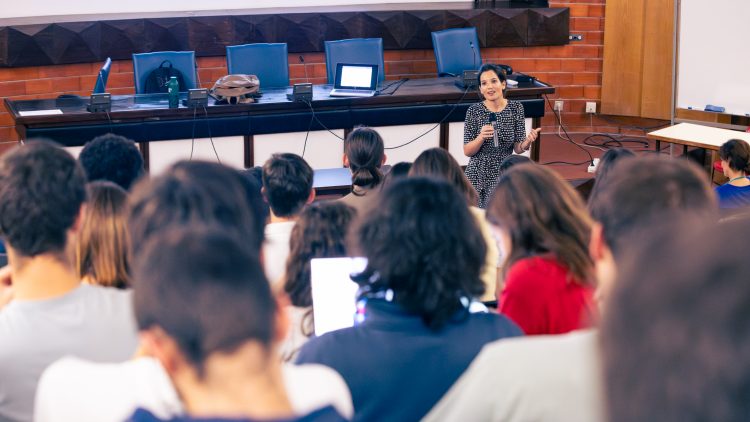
[525,127,542,144]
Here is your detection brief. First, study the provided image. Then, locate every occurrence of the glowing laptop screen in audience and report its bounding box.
[310,257,368,336]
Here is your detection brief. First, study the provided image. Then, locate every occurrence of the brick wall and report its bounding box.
[0,0,659,153]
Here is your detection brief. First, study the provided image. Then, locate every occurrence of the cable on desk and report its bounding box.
[202,105,221,164]
[543,94,594,166]
[384,86,471,150]
[190,106,198,160]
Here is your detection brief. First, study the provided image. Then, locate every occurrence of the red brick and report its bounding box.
[385,61,413,75]
[561,59,587,72]
[107,72,135,89]
[0,127,18,143]
[589,5,606,17]
[501,59,536,73]
[412,61,437,74]
[572,17,602,32]
[0,81,26,96]
[573,45,601,58]
[547,45,576,58]
[197,56,226,68]
[0,113,14,126]
[108,87,134,95]
[491,47,525,58]
[51,77,81,93]
[568,4,589,17]
[79,75,98,90]
[288,64,305,79]
[584,85,602,99]
[38,63,94,78]
[293,52,324,64]
[524,46,549,58]
[0,67,39,82]
[534,59,562,71]
[583,31,604,45]
[557,86,585,99]
[545,72,575,85]
[573,72,601,85]
[25,79,54,95]
[310,63,328,79]
[585,59,603,72]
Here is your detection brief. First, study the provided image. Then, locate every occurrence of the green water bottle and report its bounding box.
[167,76,179,108]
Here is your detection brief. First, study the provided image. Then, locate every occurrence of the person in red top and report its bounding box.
[488,164,597,335]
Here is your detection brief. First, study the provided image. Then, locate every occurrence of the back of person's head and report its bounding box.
[261,153,314,218]
[588,156,717,258]
[128,160,265,252]
[602,217,750,422]
[488,164,593,283]
[587,148,636,208]
[344,127,385,190]
[409,148,478,206]
[0,142,86,257]
[77,181,130,289]
[79,134,144,191]
[133,226,275,374]
[239,167,270,223]
[719,138,750,173]
[357,177,486,330]
[284,202,356,310]
[498,154,532,174]
[380,161,412,190]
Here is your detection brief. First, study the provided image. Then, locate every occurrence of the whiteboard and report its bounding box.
[0,0,466,20]
[677,0,750,117]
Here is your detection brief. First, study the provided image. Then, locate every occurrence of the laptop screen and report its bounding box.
[334,63,378,90]
[310,257,368,336]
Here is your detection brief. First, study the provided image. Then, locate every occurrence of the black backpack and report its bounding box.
[143,60,186,94]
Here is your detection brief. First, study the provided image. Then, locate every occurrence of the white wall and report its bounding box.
[677,0,750,116]
[0,0,467,20]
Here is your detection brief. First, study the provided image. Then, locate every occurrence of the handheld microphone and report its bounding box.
[489,113,498,147]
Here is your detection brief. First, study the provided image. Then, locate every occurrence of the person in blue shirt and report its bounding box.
[296,177,523,422]
[715,139,750,210]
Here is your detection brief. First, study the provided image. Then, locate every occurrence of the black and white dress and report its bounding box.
[463,101,526,208]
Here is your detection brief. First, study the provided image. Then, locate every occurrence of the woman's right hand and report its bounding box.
[478,124,495,141]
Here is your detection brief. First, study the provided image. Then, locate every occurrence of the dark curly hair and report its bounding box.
[356,177,487,330]
[283,202,356,336]
[0,142,86,257]
[79,134,144,191]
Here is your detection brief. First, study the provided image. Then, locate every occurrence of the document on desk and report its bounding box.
[18,109,63,117]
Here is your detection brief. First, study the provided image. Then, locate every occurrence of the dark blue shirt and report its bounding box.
[295,300,523,422]
[126,406,345,422]
[715,181,750,209]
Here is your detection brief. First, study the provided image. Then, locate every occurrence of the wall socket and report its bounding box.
[554,100,564,111]
[585,102,597,114]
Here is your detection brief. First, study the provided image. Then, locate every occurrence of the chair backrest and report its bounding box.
[226,43,290,89]
[132,51,197,94]
[324,38,385,84]
[93,57,112,94]
[431,28,482,77]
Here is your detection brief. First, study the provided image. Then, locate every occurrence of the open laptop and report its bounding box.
[329,63,379,98]
[310,257,368,336]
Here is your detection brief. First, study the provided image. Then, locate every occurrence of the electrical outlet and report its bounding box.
[585,102,597,114]
[554,100,564,112]
[569,34,583,41]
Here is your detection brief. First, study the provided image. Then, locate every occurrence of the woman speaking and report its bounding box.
[463,63,541,208]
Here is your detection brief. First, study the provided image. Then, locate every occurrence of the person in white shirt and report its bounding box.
[261,153,315,286]
[424,157,718,422]
[0,143,138,422]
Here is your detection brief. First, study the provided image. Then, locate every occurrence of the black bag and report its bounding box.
[143,60,186,94]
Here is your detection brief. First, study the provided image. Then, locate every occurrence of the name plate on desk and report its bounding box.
[18,109,63,117]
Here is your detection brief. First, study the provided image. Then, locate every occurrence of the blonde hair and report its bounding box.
[76,181,130,288]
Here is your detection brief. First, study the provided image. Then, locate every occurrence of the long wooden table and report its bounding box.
[5,76,554,169]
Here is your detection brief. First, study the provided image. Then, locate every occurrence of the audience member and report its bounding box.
[714,138,750,210]
[296,177,522,422]
[339,127,387,215]
[124,227,346,422]
[408,148,499,302]
[35,160,352,422]
[79,134,144,190]
[379,161,411,190]
[0,142,138,422]
[239,167,270,222]
[261,153,315,286]
[76,181,131,289]
[587,147,635,208]
[498,154,532,174]
[425,156,717,422]
[489,164,596,335]
[281,202,356,361]
[602,217,745,422]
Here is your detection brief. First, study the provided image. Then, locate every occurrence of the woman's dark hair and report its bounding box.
[409,148,479,206]
[719,139,750,174]
[380,162,412,191]
[283,202,356,336]
[499,154,532,174]
[357,177,487,330]
[477,63,508,85]
[588,148,635,208]
[488,164,593,284]
[345,127,385,192]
